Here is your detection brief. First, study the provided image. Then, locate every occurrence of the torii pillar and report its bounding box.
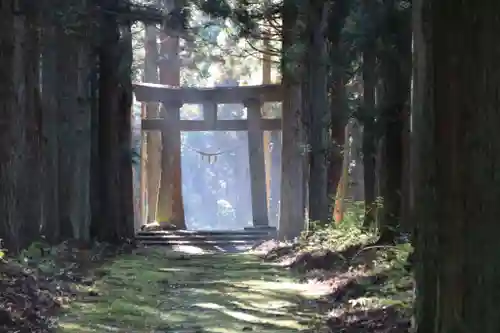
[156,0,186,228]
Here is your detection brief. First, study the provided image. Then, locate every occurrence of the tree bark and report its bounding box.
[278,0,306,240]
[414,1,500,332]
[22,3,44,248]
[348,120,364,201]
[327,0,350,219]
[0,3,25,252]
[0,3,45,252]
[377,0,411,244]
[40,4,60,244]
[262,38,273,215]
[269,130,281,226]
[56,0,92,242]
[362,37,377,227]
[92,0,135,243]
[360,0,378,227]
[118,22,136,239]
[306,0,331,223]
[143,24,162,223]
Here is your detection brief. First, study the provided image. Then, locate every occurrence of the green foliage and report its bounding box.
[358,242,414,313]
[19,241,50,262]
[301,203,378,251]
[190,0,279,38]
[297,205,414,318]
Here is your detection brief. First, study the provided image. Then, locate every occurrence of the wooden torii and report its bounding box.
[134,82,283,229]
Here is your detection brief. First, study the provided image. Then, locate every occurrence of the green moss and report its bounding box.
[58,248,326,333]
[344,243,414,314]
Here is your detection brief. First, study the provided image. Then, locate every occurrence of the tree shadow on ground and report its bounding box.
[57,247,328,333]
[257,240,413,333]
[305,253,412,333]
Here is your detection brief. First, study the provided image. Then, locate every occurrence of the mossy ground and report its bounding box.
[58,247,330,333]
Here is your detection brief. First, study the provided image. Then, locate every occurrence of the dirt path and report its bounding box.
[58,247,332,333]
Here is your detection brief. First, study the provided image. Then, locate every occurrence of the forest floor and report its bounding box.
[0,223,413,333]
[255,238,413,333]
[58,246,331,332]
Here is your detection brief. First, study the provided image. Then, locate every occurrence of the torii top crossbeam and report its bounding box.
[133,82,284,104]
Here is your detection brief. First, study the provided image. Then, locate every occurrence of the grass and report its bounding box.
[299,207,414,317]
[346,243,414,312]
[57,247,330,333]
[53,203,413,332]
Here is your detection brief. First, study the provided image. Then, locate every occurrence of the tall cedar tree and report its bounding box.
[413,0,500,332]
[377,0,411,243]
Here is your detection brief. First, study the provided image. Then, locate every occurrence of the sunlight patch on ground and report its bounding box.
[170,244,211,254]
[193,302,302,329]
[57,247,328,333]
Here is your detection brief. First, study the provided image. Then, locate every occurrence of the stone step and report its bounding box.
[137,228,276,237]
[244,226,277,230]
[136,228,276,247]
[136,229,275,247]
[138,239,260,247]
[136,233,269,241]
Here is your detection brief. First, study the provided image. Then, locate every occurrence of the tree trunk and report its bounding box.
[143,24,161,223]
[56,0,92,242]
[413,1,500,332]
[377,0,411,244]
[118,22,135,239]
[40,5,60,244]
[411,0,433,329]
[269,130,281,226]
[0,3,45,252]
[0,3,26,252]
[361,0,377,226]
[262,38,273,215]
[278,0,306,240]
[306,0,331,223]
[327,0,350,218]
[400,104,411,232]
[348,120,364,201]
[334,124,351,222]
[362,46,377,227]
[89,23,101,242]
[92,0,135,243]
[22,4,44,248]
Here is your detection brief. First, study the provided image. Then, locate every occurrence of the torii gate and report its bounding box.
[134,83,283,229]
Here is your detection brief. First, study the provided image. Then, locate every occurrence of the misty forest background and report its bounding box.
[0,0,412,249]
[130,0,370,232]
[130,13,285,231]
